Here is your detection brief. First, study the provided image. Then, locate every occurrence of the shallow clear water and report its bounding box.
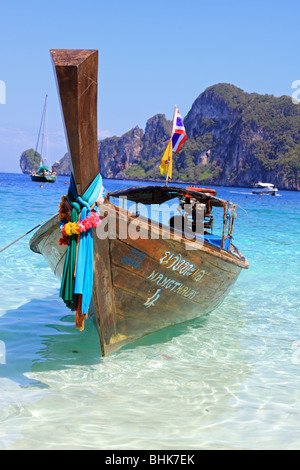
[0,173,299,450]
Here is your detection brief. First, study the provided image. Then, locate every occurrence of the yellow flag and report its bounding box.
[159,140,173,179]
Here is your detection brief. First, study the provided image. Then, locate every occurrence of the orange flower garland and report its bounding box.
[58,194,101,246]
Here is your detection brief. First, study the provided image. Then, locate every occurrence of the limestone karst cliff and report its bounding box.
[22,84,300,190]
[181,84,300,190]
[20,148,41,174]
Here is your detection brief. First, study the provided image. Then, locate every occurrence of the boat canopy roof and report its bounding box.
[255,182,275,188]
[38,165,49,171]
[108,185,230,208]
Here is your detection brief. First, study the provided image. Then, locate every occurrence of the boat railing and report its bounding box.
[106,196,241,259]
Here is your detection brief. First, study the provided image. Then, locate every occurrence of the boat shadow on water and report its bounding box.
[0,294,100,387]
[0,293,211,387]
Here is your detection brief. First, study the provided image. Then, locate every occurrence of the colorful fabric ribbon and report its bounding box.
[59,173,104,330]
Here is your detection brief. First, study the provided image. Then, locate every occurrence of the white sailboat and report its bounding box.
[30,95,57,183]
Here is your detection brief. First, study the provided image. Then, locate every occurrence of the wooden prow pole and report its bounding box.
[50,49,99,195]
[50,49,116,356]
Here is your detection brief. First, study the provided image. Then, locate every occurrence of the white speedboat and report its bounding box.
[252,182,278,195]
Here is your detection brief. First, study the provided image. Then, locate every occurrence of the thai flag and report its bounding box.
[172,108,187,153]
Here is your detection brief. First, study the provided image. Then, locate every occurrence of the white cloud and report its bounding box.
[98,129,111,139]
[0,127,29,145]
[47,130,67,150]
[0,126,26,135]
[0,127,67,150]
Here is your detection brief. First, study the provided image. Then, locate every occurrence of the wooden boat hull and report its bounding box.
[30,50,248,357]
[252,188,277,196]
[31,174,56,183]
[30,201,248,356]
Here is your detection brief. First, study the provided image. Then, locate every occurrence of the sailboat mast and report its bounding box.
[34,95,46,168]
[40,95,48,166]
[165,104,177,186]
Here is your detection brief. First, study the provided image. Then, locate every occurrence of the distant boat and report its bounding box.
[252,182,278,196]
[30,95,57,183]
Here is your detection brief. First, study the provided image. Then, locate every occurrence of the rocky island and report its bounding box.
[20,148,42,174]
[21,84,300,190]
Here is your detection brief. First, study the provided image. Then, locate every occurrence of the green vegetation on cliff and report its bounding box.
[122,84,300,189]
[20,148,41,174]
[30,83,300,190]
[198,84,300,184]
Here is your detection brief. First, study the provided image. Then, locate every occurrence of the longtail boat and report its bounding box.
[29,50,249,357]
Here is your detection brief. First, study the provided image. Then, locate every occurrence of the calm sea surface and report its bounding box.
[0,172,299,450]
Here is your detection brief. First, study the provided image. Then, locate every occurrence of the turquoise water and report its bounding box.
[0,172,299,450]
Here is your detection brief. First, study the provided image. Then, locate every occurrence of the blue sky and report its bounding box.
[0,0,299,172]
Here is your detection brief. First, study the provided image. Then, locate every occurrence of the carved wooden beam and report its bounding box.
[50,49,99,195]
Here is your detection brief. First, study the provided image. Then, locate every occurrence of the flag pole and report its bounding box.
[165,104,177,186]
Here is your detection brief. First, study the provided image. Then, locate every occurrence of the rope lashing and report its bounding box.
[59,173,105,330]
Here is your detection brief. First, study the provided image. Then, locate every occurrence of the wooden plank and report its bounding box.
[109,203,248,270]
[92,234,117,356]
[91,204,243,353]
[50,49,99,195]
